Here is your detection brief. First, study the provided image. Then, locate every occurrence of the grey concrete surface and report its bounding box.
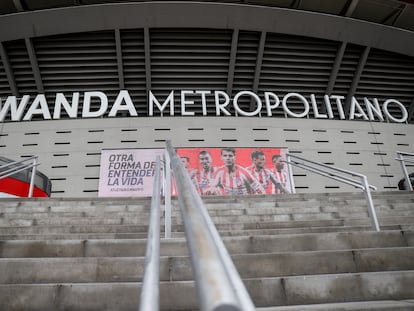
[0,191,413,310]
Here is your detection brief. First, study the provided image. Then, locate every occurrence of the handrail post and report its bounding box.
[28,157,37,198]
[285,153,380,231]
[286,154,296,194]
[139,156,161,311]
[164,151,172,239]
[0,156,40,181]
[165,140,253,311]
[361,175,380,231]
[397,151,413,191]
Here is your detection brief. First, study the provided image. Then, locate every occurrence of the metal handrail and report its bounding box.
[164,152,172,239]
[285,153,380,232]
[165,141,255,311]
[395,151,414,191]
[0,156,39,198]
[139,156,162,311]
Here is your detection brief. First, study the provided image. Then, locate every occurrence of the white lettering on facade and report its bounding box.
[310,94,327,119]
[181,90,195,116]
[214,91,231,116]
[282,93,309,118]
[330,95,346,120]
[53,92,79,119]
[149,90,174,116]
[82,91,108,118]
[349,97,368,121]
[23,94,51,121]
[109,90,137,117]
[383,99,408,123]
[0,95,30,121]
[0,89,408,123]
[365,97,384,122]
[233,91,262,117]
[264,92,280,117]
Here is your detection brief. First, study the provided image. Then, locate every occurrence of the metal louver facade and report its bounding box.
[2,28,413,120]
[0,1,413,197]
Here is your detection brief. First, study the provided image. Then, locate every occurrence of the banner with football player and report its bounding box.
[98,147,293,197]
[176,147,293,196]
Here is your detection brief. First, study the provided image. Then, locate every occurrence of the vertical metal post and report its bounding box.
[28,157,37,198]
[165,141,247,311]
[139,156,161,311]
[361,175,380,231]
[398,152,413,191]
[286,154,296,194]
[164,151,172,239]
[197,196,256,311]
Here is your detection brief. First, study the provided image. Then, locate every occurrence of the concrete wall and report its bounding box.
[0,117,411,197]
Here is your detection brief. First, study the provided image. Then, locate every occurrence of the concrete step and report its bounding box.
[215,225,403,237]
[1,191,412,212]
[0,201,148,208]
[1,271,413,310]
[0,191,413,310]
[0,226,380,240]
[0,215,158,227]
[1,230,411,258]
[0,211,348,227]
[2,205,413,227]
[2,224,409,240]
[0,221,407,240]
[0,219,350,234]
[0,232,150,240]
[250,270,414,307]
[257,300,414,310]
[0,213,410,235]
[2,247,414,284]
[1,196,412,230]
[0,202,151,213]
[0,224,150,235]
[346,216,414,227]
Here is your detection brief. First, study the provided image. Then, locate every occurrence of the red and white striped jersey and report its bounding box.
[271,169,289,194]
[191,167,217,195]
[246,166,275,193]
[212,165,265,195]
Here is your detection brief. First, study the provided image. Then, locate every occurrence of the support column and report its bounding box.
[115,29,125,89]
[226,29,239,96]
[344,46,370,114]
[144,27,152,113]
[25,38,44,93]
[251,31,266,112]
[0,42,18,96]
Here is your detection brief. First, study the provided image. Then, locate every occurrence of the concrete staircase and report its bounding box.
[1,191,414,310]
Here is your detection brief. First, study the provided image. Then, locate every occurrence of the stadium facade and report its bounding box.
[0,0,413,197]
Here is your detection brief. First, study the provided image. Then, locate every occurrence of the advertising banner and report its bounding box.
[98,148,164,197]
[98,147,293,197]
[176,147,293,196]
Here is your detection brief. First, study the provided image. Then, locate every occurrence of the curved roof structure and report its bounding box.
[0,1,413,123]
[0,0,413,197]
[1,0,414,32]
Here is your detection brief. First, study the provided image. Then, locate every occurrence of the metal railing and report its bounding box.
[0,156,39,198]
[164,152,172,239]
[139,156,162,311]
[284,153,380,232]
[165,140,255,311]
[395,151,414,191]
